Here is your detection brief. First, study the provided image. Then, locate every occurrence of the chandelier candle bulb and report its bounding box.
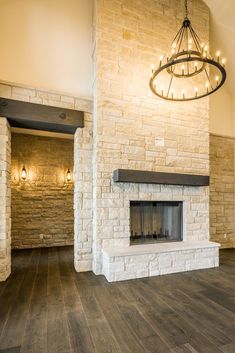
[206,82,209,93]
[182,65,185,75]
[182,89,186,99]
[194,62,198,71]
[171,90,174,99]
[194,87,198,97]
[161,86,164,96]
[216,51,221,62]
[215,76,219,86]
[222,58,226,67]
[159,55,163,66]
[188,39,192,50]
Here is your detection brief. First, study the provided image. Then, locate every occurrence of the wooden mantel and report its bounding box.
[113,169,209,187]
[0,97,84,134]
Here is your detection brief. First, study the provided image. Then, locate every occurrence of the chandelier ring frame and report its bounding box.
[150,56,226,102]
[167,50,206,78]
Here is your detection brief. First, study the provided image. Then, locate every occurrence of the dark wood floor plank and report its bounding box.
[0,248,234,353]
[126,280,225,353]
[77,284,123,353]
[58,247,83,313]
[67,311,96,353]
[94,285,151,353]
[0,249,40,350]
[46,247,72,353]
[143,277,233,347]
[20,248,48,353]
[57,247,96,353]
[220,342,235,353]
[0,250,34,337]
[0,347,21,353]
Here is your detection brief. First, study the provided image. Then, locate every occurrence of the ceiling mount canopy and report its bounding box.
[150,0,227,102]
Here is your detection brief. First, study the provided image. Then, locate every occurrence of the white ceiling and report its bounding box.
[204,0,235,93]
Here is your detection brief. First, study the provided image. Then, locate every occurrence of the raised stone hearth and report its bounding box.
[103,241,219,282]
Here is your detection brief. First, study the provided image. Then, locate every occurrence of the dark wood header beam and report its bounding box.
[0,97,84,134]
[113,169,209,187]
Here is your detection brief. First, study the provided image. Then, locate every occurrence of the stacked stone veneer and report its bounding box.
[103,242,219,282]
[74,113,93,271]
[11,133,74,249]
[0,118,11,281]
[92,0,219,280]
[210,134,235,248]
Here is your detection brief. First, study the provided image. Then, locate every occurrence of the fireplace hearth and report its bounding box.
[130,201,183,245]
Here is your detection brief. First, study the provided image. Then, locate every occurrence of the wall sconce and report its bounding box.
[66,169,72,183]
[21,166,27,181]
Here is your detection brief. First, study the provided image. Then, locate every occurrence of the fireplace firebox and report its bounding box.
[130,201,183,245]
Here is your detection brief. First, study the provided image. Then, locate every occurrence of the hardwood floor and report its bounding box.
[0,247,234,353]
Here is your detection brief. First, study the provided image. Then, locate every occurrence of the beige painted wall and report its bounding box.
[205,0,235,137]
[209,87,233,137]
[0,0,92,98]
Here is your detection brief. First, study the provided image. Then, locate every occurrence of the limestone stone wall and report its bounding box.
[74,113,93,271]
[11,133,74,249]
[93,0,210,274]
[210,134,235,248]
[0,118,11,281]
[0,80,92,113]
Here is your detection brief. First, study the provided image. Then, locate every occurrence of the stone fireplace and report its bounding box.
[89,0,220,282]
[130,201,183,245]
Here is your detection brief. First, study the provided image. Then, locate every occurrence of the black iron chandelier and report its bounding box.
[150,0,226,102]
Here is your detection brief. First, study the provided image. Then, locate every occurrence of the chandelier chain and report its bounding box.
[185,0,188,18]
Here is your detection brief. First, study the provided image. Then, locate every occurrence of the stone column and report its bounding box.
[74,113,93,272]
[0,118,11,281]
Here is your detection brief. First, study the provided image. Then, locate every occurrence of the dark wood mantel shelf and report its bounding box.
[113,169,209,187]
[0,97,84,134]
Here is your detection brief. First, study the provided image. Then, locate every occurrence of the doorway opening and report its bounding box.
[11,131,74,250]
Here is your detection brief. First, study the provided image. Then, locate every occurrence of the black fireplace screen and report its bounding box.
[130,201,183,244]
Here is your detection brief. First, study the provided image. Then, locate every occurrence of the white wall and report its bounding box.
[0,0,93,98]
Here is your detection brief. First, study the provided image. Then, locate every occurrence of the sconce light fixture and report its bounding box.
[66,169,72,183]
[21,166,27,181]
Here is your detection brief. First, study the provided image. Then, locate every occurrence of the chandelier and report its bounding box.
[150,0,226,102]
